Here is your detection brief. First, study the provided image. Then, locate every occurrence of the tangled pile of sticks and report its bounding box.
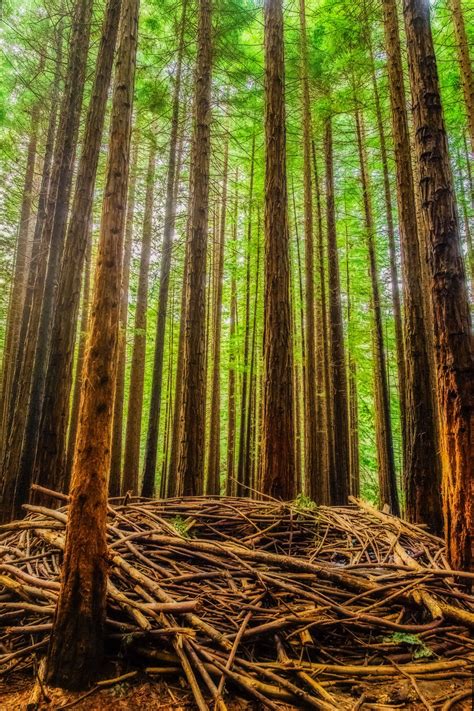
[1,488,473,709]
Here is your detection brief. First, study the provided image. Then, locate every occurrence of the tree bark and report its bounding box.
[1,0,94,521]
[325,115,350,505]
[365,19,407,467]
[403,0,474,572]
[122,141,156,495]
[45,0,138,687]
[141,0,188,497]
[355,107,399,515]
[109,136,139,497]
[0,98,40,439]
[236,135,255,497]
[207,136,228,495]
[450,0,474,151]
[177,0,213,496]
[381,0,442,534]
[260,0,295,500]
[298,0,321,502]
[65,231,92,483]
[226,182,238,496]
[33,0,122,498]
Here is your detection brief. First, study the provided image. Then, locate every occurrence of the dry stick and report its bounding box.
[441,689,473,711]
[216,610,252,697]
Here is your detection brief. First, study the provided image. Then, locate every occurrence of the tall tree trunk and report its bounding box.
[45,0,138,686]
[366,20,407,464]
[159,287,176,499]
[403,0,474,572]
[345,229,359,498]
[1,0,94,521]
[244,220,261,491]
[177,0,213,496]
[122,141,156,495]
[65,231,92,482]
[325,115,350,505]
[141,0,188,497]
[226,183,238,496]
[0,98,40,429]
[355,107,399,515]
[236,135,255,496]
[381,0,442,533]
[33,0,122,498]
[109,136,139,496]
[450,0,474,151]
[311,139,331,502]
[207,136,228,495]
[0,28,62,466]
[292,180,307,492]
[260,0,295,499]
[457,147,474,295]
[298,0,321,502]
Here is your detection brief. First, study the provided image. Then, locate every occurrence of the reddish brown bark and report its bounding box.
[355,107,399,516]
[226,184,239,496]
[45,0,138,687]
[177,0,213,496]
[260,0,295,500]
[382,0,442,534]
[33,0,122,497]
[450,0,474,151]
[1,0,94,521]
[325,116,350,505]
[141,0,188,497]
[298,0,321,502]
[109,136,139,497]
[207,137,228,495]
[122,142,156,495]
[403,0,474,572]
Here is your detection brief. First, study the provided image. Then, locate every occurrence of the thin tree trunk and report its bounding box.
[244,219,260,491]
[0,97,41,429]
[207,136,228,495]
[122,141,156,495]
[65,228,92,481]
[237,134,255,496]
[381,0,442,533]
[450,0,474,151]
[260,0,295,499]
[1,0,94,521]
[292,180,307,490]
[226,182,238,496]
[345,233,360,499]
[160,288,175,499]
[33,0,122,498]
[177,0,213,496]
[109,136,139,496]
[365,19,407,464]
[141,0,188,497]
[45,0,138,686]
[325,115,350,505]
[403,0,474,572]
[298,0,320,502]
[0,27,62,466]
[355,107,399,515]
[311,139,331,503]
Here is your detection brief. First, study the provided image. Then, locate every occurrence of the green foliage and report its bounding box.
[384,633,433,660]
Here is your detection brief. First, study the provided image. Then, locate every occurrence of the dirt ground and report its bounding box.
[0,670,472,710]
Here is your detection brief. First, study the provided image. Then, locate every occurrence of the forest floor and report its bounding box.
[1,493,473,709]
[1,668,472,709]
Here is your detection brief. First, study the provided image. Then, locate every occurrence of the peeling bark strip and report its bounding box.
[381,0,442,534]
[177,0,213,497]
[45,0,139,688]
[402,0,474,572]
[260,0,295,500]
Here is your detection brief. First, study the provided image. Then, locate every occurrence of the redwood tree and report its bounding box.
[45,0,138,686]
[260,0,295,500]
[403,0,474,572]
[177,0,213,496]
